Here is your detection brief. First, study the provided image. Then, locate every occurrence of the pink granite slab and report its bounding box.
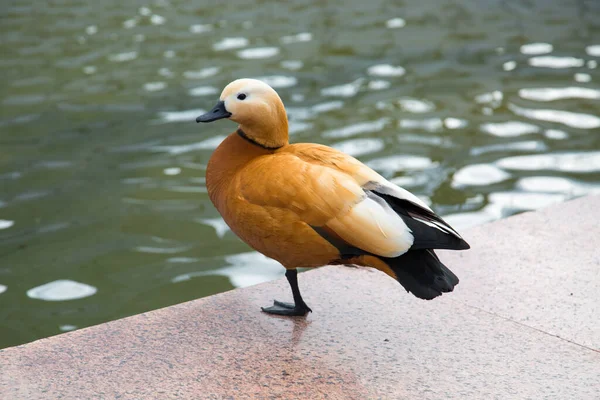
[1,196,599,399]
[442,194,600,350]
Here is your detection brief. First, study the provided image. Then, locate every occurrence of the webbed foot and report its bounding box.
[261,300,312,316]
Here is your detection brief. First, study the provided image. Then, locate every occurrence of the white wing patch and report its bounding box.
[366,179,464,239]
[326,195,414,258]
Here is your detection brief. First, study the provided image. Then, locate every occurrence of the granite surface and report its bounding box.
[1,195,599,399]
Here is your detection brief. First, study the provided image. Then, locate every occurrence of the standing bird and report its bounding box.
[196,79,469,316]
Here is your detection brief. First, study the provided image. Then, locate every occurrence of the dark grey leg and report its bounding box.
[261,269,312,316]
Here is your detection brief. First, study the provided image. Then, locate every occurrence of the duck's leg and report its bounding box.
[262,269,312,316]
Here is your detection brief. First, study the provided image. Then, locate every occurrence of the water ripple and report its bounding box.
[253,75,297,88]
[367,64,406,77]
[509,104,600,129]
[366,155,436,177]
[497,151,600,173]
[332,138,384,157]
[27,280,97,301]
[213,37,249,51]
[481,121,540,137]
[323,118,388,138]
[238,47,280,59]
[280,32,312,44]
[452,164,511,187]
[183,67,220,80]
[152,135,226,154]
[0,220,14,230]
[386,18,406,29]
[518,87,600,101]
[528,56,584,68]
[520,43,553,55]
[156,109,205,124]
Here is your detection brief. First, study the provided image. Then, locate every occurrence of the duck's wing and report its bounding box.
[239,146,468,258]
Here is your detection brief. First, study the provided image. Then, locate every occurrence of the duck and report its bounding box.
[196,78,470,316]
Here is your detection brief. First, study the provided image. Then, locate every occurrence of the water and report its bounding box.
[1,0,599,349]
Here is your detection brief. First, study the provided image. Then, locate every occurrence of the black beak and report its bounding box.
[196,101,231,123]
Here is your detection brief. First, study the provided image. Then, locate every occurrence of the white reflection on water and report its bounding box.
[150,14,165,25]
[172,251,283,288]
[183,67,220,79]
[189,86,218,97]
[0,220,15,229]
[312,100,344,113]
[366,155,436,177]
[27,280,97,301]
[470,140,547,156]
[123,18,138,29]
[509,104,600,129]
[445,191,569,231]
[574,73,591,83]
[163,167,181,176]
[59,325,77,332]
[323,118,388,138]
[517,176,600,196]
[152,135,226,155]
[399,118,443,132]
[144,81,166,92]
[475,90,503,106]
[155,109,205,124]
[386,18,406,28]
[488,192,566,212]
[481,121,540,137]
[528,56,584,68]
[444,118,468,129]
[497,151,600,173]
[238,47,279,59]
[586,45,600,57]
[280,32,312,44]
[321,79,363,97]
[213,37,249,51]
[544,129,568,140]
[519,87,600,101]
[0,285,6,295]
[253,75,297,88]
[281,60,303,70]
[368,80,390,90]
[452,164,511,187]
[332,138,384,157]
[503,61,516,71]
[190,24,212,34]
[108,51,138,62]
[520,43,553,55]
[135,236,193,254]
[398,98,435,113]
[197,217,230,238]
[367,64,406,77]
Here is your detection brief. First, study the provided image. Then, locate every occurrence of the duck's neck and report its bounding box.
[238,101,289,149]
[236,128,283,150]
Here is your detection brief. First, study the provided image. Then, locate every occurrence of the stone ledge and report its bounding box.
[1,196,599,399]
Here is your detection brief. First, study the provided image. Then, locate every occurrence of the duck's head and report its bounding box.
[196,78,289,149]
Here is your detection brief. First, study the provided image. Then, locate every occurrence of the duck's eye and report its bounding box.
[237,93,247,100]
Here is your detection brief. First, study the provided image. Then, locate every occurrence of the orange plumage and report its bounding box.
[197,79,470,316]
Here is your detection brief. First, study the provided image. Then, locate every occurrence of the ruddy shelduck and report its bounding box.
[196,79,470,316]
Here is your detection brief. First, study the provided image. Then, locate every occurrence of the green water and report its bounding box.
[1,0,599,349]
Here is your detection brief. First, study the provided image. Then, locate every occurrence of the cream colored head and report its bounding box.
[196,79,289,149]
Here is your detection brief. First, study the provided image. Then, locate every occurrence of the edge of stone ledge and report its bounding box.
[1,194,596,353]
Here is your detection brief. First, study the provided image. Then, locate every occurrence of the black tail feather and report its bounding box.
[384,249,459,300]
